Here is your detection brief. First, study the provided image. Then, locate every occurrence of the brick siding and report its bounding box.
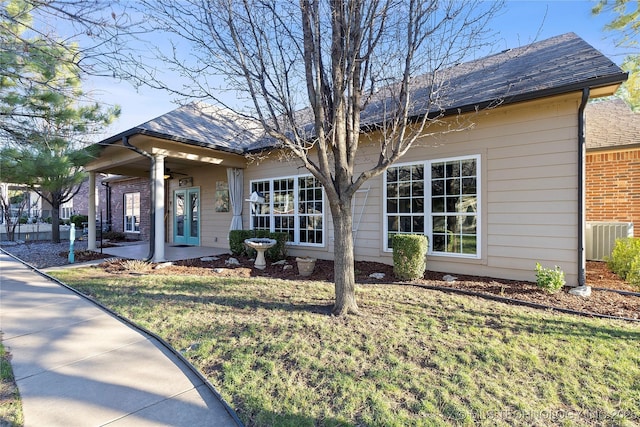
[108,178,151,241]
[586,148,640,237]
[73,174,107,217]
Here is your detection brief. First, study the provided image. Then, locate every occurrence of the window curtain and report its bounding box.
[227,167,244,230]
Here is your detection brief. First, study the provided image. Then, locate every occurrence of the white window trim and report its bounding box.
[383,154,481,259]
[60,200,73,220]
[124,192,140,234]
[250,174,325,247]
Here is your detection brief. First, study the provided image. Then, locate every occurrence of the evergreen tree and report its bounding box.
[593,0,640,110]
[0,0,119,242]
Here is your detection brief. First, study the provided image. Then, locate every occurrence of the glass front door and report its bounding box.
[174,188,200,245]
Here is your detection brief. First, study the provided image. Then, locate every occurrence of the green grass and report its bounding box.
[0,341,23,426]
[50,268,640,427]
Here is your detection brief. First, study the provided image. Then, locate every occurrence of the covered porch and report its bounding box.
[84,110,250,263]
[99,242,231,262]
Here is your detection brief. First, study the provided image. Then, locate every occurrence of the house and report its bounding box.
[584,98,639,260]
[586,98,639,237]
[84,33,627,286]
[0,183,41,223]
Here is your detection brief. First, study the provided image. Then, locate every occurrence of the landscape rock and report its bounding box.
[569,285,592,297]
[443,274,457,282]
[154,262,174,270]
[180,342,201,354]
[369,272,385,279]
[213,268,226,273]
[200,256,219,262]
[283,265,293,270]
[225,257,240,266]
[272,260,287,265]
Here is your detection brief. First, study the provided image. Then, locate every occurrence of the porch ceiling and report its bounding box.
[86,133,247,177]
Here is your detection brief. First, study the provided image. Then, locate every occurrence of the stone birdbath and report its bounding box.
[244,238,277,270]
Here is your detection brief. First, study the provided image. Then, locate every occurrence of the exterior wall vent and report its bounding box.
[586,222,634,261]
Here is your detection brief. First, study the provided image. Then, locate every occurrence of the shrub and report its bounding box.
[628,257,640,289]
[70,214,89,229]
[122,259,152,273]
[102,230,126,241]
[392,234,428,280]
[534,263,565,294]
[229,230,289,260]
[608,237,640,289]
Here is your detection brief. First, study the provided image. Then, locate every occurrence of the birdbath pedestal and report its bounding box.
[244,238,277,270]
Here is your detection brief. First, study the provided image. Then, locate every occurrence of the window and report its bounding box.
[124,192,140,233]
[60,200,73,220]
[250,175,324,246]
[384,155,480,257]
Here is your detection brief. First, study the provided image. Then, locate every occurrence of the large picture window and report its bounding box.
[124,192,140,233]
[384,155,480,257]
[250,175,324,246]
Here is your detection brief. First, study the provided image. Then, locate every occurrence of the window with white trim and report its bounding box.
[124,192,140,233]
[384,155,480,257]
[60,200,73,220]
[251,175,324,246]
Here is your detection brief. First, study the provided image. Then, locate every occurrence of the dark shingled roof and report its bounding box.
[586,98,640,150]
[99,32,626,154]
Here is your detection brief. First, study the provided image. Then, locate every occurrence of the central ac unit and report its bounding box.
[586,222,634,261]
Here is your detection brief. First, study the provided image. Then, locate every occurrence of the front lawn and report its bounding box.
[50,268,640,427]
[0,340,22,426]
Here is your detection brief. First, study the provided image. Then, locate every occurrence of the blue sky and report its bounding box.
[91,0,631,138]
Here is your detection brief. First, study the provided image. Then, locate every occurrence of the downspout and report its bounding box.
[122,136,155,262]
[577,88,590,287]
[100,180,112,231]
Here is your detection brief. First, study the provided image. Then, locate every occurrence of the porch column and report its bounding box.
[153,154,166,262]
[88,172,96,250]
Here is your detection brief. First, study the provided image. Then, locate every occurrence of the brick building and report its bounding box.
[72,173,107,219]
[585,98,640,237]
[103,176,151,241]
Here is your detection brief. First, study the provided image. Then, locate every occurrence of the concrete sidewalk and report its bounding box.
[0,251,242,426]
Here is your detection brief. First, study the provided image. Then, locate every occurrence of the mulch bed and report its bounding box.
[93,254,639,321]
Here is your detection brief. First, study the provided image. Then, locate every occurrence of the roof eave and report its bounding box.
[439,72,629,117]
[587,142,640,152]
[96,127,246,156]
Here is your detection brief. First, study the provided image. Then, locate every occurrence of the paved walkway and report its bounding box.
[0,251,242,426]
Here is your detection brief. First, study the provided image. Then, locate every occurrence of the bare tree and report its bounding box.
[1,0,143,78]
[0,184,30,241]
[132,0,502,315]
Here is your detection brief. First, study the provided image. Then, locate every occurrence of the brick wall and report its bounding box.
[108,178,151,241]
[586,148,640,237]
[73,174,107,217]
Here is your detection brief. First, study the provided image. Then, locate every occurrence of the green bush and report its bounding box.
[534,263,565,294]
[102,230,126,241]
[229,230,289,260]
[608,237,640,289]
[18,216,28,224]
[229,230,250,255]
[392,234,428,280]
[70,214,89,229]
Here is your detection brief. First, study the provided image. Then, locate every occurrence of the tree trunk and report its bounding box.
[330,198,359,316]
[51,206,60,243]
